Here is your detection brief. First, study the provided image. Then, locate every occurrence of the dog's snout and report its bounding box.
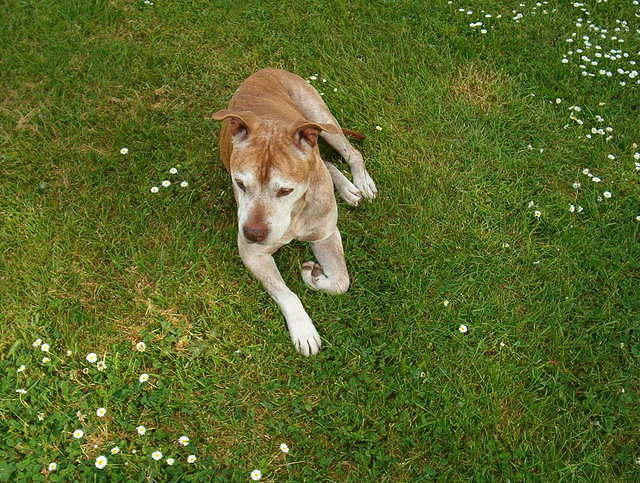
[243,222,269,242]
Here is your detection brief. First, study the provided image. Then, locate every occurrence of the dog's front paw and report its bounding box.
[287,315,322,356]
[352,169,378,200]
[336,181,362,207]
[301,261,326,291]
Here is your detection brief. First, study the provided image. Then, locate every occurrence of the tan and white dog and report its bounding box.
[212,68,377,356]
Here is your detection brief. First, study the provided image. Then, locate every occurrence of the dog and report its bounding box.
[211,68,377,356]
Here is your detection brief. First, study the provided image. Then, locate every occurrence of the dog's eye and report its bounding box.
[277,188,293,197]
[235,179,246,192]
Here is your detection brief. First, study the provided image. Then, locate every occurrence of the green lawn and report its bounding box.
[1,0,639,480]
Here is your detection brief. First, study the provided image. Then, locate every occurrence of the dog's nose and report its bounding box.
[243,223,269,243]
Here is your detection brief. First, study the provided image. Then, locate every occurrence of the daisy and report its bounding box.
[120,148,129,155]
[187,455,197,464]
[136,341,146,352]
[86,353,98,363]
[375,125,382,131]
[499,342,506,348]
[569,204,576,213]
[603,191,612,198]
[48,462,57,471]
[577,206,584,213]
[95,456,108,469]
[42,357,50,364]
[555,98,562,104]
[178,435,190,446]
[572,182,581,189]
[582,168,590,175]
[280,443,289,453]
[40,343,50,352]
[443,300,449,307]
[73,429,84,439]
[636,215,640,222]
[458,324,469,334]
[169,167,178,174]
[180,181,188,187]
[607,154,615,160]
[592,177,601,182]
[151,451,163,461]
[66,350,72,356]
[250,469,262,480]
[534,210,542,218]
[16,389,27,394]
[17,365,26,373]
[37,413,45,421]
[166,458,175,465]
[139,373,149,383]
[136,425,146,435]
[96,360,106,371]
[527,200,535,208]
[32,338,42,348]
[150,186,159,193]
[634,152,640,160]
[96,408,107,417]
[161,180,171,187]
[110,446,120,455]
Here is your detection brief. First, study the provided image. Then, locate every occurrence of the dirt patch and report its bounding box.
[450,63,508,110]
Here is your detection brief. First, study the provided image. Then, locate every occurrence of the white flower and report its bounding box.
[480,29,487,34]
[110,446,120,455]
[139,373,149,383]
[150,186,159,193]
[607,154,615,160]
[309,75,317,80]
[40,343,50,352]
[37,412,45,421]
[161,180,171,187]
[572,182,581,189]
[169,167,178,174]
[499,342,506,348]
[96,407,107,417]
[534,210,542,218]
[375,125,383,131]
[634,152,640,160]
[555,98,562,104]
[41,357,50,364]
[73,429,84,439]
[32,338,42,348]
[527,200,535,208]
[180,181,188,188]
[48,462,57,471]
[136,341,146,352]
[86,353,98,363]
[66,350,72,356]
[603,191,612,198]
[96,360,106,371]
[582,168,590,175]
[569,204,576,213]
[166,458,175,465]
[592,177,601,183]
[120,148,129,155]
[443,300,449,307]
[187,455,197,464]
[458,324,469,334]
[636,215,640,222]
[16,389,27,394]
[178,435,190,446]
[17,365,26,373]
[280,443,289,453]
[95,456,108,469]
[577,206,584,213]
[251,470,262,480]
[136,425,146,435]
[151,451,163,461]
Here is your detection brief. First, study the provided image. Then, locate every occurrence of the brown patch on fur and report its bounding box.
[450,63,506,109]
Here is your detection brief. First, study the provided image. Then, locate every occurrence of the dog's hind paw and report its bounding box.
[352,169,377,200]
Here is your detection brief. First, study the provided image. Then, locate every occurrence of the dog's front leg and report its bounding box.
[238,238,322,356]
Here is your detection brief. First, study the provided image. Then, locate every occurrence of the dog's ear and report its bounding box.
[211,109,257,140]
[291,121,340,149]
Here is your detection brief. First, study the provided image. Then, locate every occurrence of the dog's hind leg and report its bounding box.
[301,230,350,295]
[277,71,378,200]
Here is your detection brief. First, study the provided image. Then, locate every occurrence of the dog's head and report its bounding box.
[212,109,339,244]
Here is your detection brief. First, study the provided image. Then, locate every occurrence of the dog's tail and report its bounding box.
[341,128,366,140]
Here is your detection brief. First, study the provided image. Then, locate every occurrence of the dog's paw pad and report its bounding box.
[301,262,326,289]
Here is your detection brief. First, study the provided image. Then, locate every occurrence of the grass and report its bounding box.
[1,0,639,480]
